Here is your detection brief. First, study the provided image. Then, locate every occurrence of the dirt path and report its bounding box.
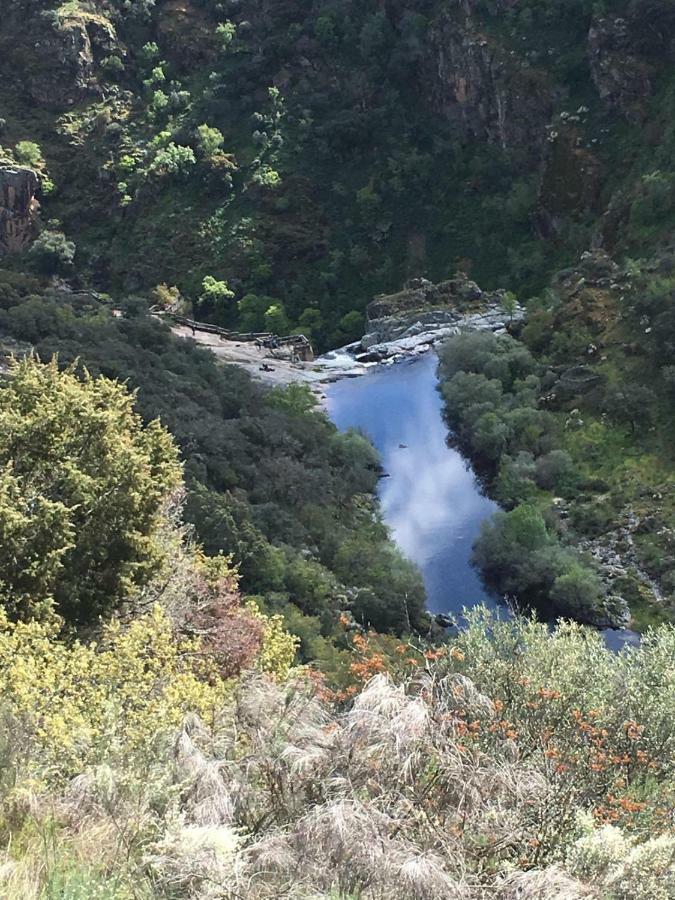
[170,325,370,396]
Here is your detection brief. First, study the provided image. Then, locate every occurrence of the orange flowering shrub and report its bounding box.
[438,608,675,842]
[313,619,441,701]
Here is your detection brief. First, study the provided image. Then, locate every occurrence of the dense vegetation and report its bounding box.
[433,229,675,632]
[518,250,675,629]
[0,359,671,898]
[0,356,182,624]
[4,0,675,348]
[2,545,674,897]
[0,276,426,668]
[437,328,628,627]
[2,0,675,895]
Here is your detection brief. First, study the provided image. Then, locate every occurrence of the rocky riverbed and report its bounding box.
[173,273,524,391]
[351,303,522,363]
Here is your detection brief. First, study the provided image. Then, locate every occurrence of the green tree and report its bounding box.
[297,307,325,344]
[550,565,603,618]
[0,358,182,624]
[238,293,270,332]
[199,275,235,324]
[216,20,236,50]
[441,372,503,428]
[201,275,234,305]
[501,290,519,324]
[267,383,319,418]
[473,504,552,597]
[196,124,225,159]
[14,140,42,168]
[264,303,290,335]
[473,411,512,461]
[336,310,364,344]
[606,385,657,434]
[29,230,75,274]
[149,143,196,176]
[535,450,576,492]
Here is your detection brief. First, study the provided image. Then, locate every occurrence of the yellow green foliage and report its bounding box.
[247,601,299,681]
[0,605,228,782]
[0,357,182,625]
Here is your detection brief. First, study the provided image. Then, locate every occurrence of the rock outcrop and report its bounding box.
[364,275,505,344]
[358,275,523,361]
[588,18,653,122]
[425,8,555,159]
[0,166,39,254]
[0,9,116,109]
[28,13,116,107]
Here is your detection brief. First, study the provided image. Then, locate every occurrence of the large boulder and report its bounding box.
[0,166,39,254]
[0,9,116,109]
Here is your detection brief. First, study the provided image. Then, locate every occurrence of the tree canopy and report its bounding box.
[0,357,182,624]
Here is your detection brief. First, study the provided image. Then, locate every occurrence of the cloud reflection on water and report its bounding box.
[326,355,500,615]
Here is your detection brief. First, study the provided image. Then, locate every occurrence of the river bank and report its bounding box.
[170,292,521,396]
[173,310,642,649]
[325,352,641,651]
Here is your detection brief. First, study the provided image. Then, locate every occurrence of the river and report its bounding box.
[325,352,640,650]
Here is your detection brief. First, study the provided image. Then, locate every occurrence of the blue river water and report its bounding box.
[325,353,502,618]
[325,352,640,650]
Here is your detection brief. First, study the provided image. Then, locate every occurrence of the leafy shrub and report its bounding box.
[472,410,511,461]
[0,358,182,624]
[199,275,235,321]
[473,504,613,622]
[216,20,236,49]
[438,331,535,390]
[264,302,290,334]
[605,384,657,433]
[247,601,299,681]
[149,143,196,176]
[196,124,225,159]
[494,451,538,506]
[550,564,604,618]
[101,55,125,78]
[449,609,675,834]
[0,291,427,653]
[13,140,42,168]
[568,818,675,899]
[0,604,227,779]
[535,449,576,492]
[438,330,617,623]
[29,230,76,274]
[2,609,674,898]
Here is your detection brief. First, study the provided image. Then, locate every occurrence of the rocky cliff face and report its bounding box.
[0,167,39,255]
[425,8,555,159]
[31,13,117,107]
[0,9,116,109]
[588,17,654,123]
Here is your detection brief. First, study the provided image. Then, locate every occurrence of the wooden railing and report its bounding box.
[154,310,314,360]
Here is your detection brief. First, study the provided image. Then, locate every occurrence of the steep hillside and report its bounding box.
[2,4,675,897]
[3,0,675,347]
